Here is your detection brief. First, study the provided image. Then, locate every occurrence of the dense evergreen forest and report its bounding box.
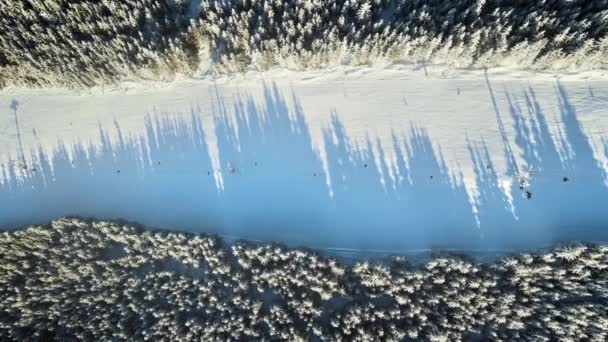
[1,0,607,88]
[1,218,607,341]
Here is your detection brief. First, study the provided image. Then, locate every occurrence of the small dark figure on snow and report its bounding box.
[227,162,236,174]
[563,176,569,182]
[517,169,532,190]
[526,191,532,199]
[519,178,526,190]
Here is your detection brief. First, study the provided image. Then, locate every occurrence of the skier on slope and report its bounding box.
[227,162,236,174]
[517,168,533,199]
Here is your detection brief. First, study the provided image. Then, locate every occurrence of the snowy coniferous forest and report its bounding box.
[2,1,608,340]
[1,218,607,341]
[1,0,608,88]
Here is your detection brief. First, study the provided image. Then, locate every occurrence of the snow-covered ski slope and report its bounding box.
[2,65,608,254]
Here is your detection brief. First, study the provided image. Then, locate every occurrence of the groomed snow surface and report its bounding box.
[2,65,608,255]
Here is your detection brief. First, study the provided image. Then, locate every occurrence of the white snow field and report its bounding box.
[2,64,608,255]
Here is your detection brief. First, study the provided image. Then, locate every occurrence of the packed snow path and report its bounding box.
[2,66,608,254]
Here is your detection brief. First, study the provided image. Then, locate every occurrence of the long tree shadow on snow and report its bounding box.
[323,115,479,251]
[470,80,608,250]
[1,82,608,254]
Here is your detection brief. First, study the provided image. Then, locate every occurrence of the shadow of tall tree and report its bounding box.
[1,81,608,254]
[471,81,608,249]
[324,115,479,251]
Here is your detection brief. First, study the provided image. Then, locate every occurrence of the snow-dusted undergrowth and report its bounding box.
[2,0,608,88]
[1,218,607,341]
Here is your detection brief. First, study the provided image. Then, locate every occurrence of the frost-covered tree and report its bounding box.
[1,218,608,340]
[2,0,608,88]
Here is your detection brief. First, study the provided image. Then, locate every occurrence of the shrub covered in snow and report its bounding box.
[1,218,607,341]
[1,0,608,88]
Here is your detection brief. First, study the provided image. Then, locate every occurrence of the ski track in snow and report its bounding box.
[2,65,608,254]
